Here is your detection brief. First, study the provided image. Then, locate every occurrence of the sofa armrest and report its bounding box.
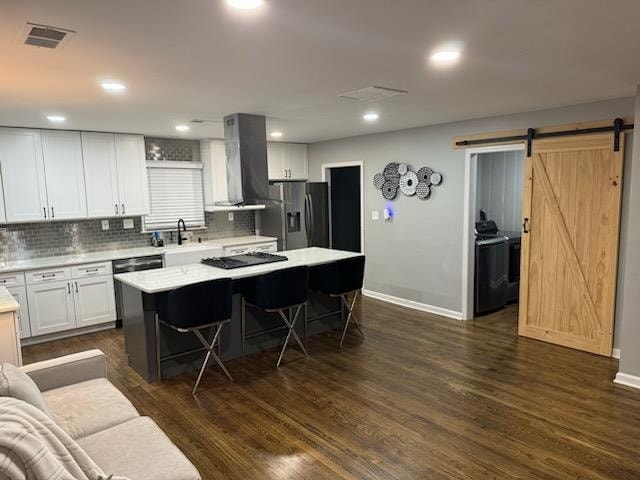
[20,349,107,392]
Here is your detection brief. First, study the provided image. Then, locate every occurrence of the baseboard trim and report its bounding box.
[612,348,621,359]
[362,289,463,320]
[614,372,640,390]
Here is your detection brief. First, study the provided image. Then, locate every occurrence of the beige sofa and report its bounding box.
[20,349,201,480]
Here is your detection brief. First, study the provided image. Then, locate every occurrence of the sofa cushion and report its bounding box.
[42,378,139,439]
[78,416,201,480]
[0,362,52,418]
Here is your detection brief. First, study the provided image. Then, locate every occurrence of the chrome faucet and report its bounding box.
[177,219,187,245]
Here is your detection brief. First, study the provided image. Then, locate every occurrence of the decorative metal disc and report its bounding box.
[417,167,433,184]
[399,171,418,196]
[383,162,401,183]
[397,163,408,175]
[382,181,398,200]
[430,172,443,186]
[416,182,431,199]
[373,173,385,189]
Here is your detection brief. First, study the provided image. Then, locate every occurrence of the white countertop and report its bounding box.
[114,247,362,294]
[0,287,19,313]
[0,236,277,274]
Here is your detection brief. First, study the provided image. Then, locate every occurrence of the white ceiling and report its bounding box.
[1,0,639,143]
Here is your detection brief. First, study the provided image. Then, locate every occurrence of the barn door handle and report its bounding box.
[522,218,529,234]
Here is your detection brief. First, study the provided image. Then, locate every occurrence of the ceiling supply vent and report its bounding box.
[338,85,408,102]
[21,23,75,49]
[189,119,223,124]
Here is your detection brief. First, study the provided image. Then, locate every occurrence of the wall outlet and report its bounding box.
[228,212,234,221]
[371,210,379,221]
[101,220,109,231]
[123,218,134,230]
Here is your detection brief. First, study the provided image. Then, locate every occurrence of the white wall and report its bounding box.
[308,97,634,348]
[476,151,524,232]
[617,86,640,380]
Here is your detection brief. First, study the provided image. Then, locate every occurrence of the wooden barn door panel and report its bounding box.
[518,133,623,356]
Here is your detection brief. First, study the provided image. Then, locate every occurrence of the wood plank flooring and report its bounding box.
[22,299,640,480]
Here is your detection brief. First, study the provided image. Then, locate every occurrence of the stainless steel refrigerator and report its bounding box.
[261,182,329,251]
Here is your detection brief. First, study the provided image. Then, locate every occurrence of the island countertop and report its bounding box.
[114,247,361,294]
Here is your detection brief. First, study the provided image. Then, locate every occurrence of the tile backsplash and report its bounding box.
[145,137,201,162]
[0,211,256,262]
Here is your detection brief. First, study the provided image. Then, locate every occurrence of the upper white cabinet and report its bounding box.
[201,139,229,206]
[0,128,48,222]
[267,142,308,180]
[114,134,149,216]
[41,130,87,220]
[82,132,120,218]
[0,165,5,223]
[82,132,149,218]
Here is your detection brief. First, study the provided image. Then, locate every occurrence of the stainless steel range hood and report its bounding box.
[221,113,271,205]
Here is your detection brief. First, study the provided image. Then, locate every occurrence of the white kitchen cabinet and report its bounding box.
[223,241,277,256]
[115,134,149,216]
[267,142,308,180]
[82,132,120,217]
[41,130,87,220]
[27,279,76,337]
[0,128,48,222]
[7,286,31,339]
[73,276,116,328]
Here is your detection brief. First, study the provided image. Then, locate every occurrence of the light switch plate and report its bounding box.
[123,218,134,230]
[228,212,234,221]
[371,210,379,221]
[101,220,109,231]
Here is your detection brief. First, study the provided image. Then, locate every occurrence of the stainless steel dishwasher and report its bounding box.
[113,255,164,327]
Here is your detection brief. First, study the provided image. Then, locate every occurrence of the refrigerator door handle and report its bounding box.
[307,193,315,245]
[304,194,312,245]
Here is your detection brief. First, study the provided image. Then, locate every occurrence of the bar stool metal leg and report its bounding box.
[192,322,232,395]
[339,291,364,348]
[276,304,308,367]
[241,297,246,358]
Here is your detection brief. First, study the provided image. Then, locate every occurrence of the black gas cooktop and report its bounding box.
[201,251,288,270]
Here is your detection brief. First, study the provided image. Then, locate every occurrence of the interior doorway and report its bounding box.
[462,144,525,320]
[322,162,363,253]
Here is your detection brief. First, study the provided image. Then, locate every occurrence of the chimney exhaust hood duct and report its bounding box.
[222,113,271,205]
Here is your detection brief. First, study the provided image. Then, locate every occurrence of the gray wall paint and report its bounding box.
[476,151,525,232]
[309,97,634,348]
[618,87,640,377]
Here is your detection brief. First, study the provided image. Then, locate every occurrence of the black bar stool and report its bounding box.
[242,266,309,367]
[155,278,233,395]
[308,256,366,347]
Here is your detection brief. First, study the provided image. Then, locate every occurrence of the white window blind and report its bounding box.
[144,161,205,231]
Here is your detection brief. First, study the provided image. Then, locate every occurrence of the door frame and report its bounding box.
[321,161,365,254]
[461,144,525,320]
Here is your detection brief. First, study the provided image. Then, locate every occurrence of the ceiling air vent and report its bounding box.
[338,85,408,102]
[189,119,222,125]
[21,23,75,49]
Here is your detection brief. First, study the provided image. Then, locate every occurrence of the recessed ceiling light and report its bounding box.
[363,112,379,122]
[430,50,461,66]
[101,81,127,92]
[270,131,283,138]
[46,115,65,123]
[227,0,263,9]
[175,125,190,132]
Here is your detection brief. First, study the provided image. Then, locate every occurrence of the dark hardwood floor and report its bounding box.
[23,299,640,480]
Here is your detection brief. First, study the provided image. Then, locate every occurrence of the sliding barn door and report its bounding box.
[518,133,624,356]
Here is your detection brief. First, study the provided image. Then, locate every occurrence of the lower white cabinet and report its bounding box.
[73,276,116,329]
[27,279,76,337]
[223,241,277,256]
[7,286,31,339]
[25,262,116,337]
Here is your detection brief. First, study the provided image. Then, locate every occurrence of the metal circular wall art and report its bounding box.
[374,163,443,201]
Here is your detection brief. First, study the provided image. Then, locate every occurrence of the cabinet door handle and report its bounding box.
[75,281,78,293]
[43,207,47,219]
[122,204,126,215]
[115,204,119,215]
[67,283,71,294]
[522,218,529,234]
[51,206,55,218]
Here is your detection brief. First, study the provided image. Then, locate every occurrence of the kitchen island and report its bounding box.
[114,247,362,381]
